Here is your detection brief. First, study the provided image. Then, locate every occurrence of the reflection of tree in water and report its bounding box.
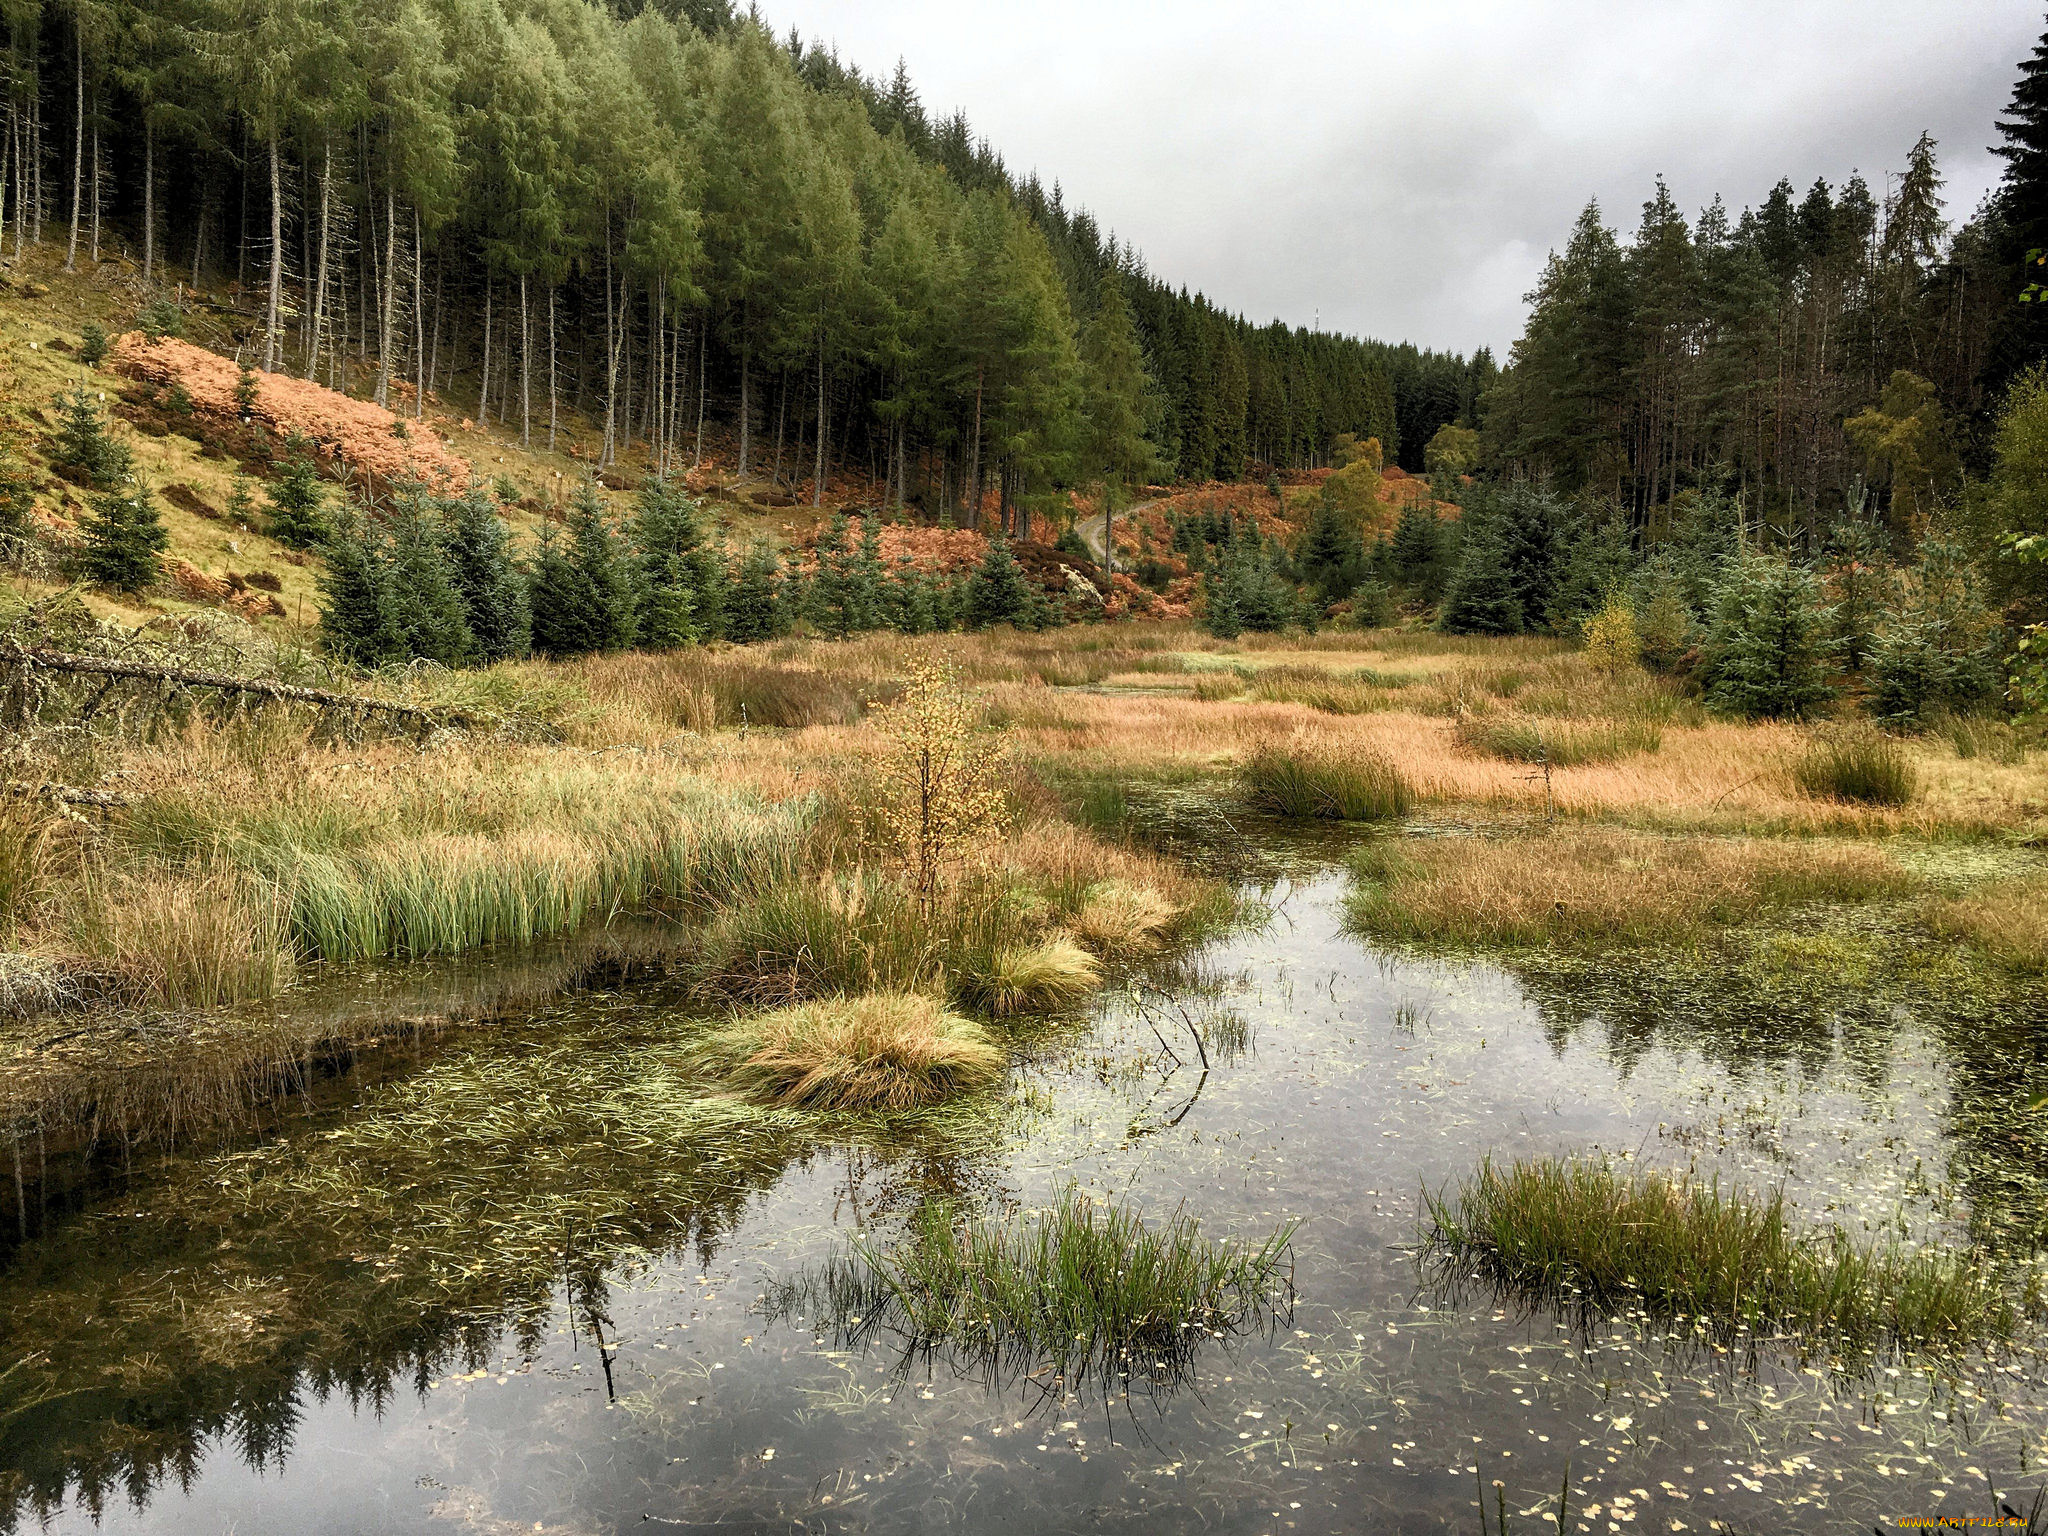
[1505,951,2048,1252]
[1506,951,1898,1086]
[0,1010,1010,1532]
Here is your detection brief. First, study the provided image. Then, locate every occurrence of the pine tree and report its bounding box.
[1702,554,1836,720]
[1823,517,1891,674]
[442,487,530,662]
[78,323,108,368]
[79,483,170,593]
[320,513,403,666]
[725,541,785,643]
[266,450,330,549]
[965,536,1034,629]
[1200,562,1242,639]
[809,512,853,636]
[51,384,131,488]
[1437,520,1525,635]
[226,476,260,528]
[1989,22,2048,389]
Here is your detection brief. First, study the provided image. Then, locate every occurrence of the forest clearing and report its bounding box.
[0,1,2046,1532]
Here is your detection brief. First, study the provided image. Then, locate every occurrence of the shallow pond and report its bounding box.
[4,847,2048,1534]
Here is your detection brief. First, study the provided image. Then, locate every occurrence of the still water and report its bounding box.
[3,854,2045,1533]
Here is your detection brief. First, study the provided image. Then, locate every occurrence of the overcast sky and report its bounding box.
[765,0,2038,359]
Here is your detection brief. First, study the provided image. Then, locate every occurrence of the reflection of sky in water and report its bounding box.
[6,870,2047,1534]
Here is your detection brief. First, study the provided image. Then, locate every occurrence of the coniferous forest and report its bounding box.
[0,0,1415,527]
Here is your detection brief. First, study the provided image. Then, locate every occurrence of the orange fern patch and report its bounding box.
[111,334,470,490]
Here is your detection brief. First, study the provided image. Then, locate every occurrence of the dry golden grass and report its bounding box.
[1347,828,1914,948]
[700,991,1004,1110]
[1924,879,2048,974]
[1069,880,1181,957]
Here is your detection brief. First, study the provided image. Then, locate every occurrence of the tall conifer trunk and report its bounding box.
[812,325,827,507]
[264,132,283,371]
[63,42,79,271]
[375,188,397,405]
[306,142,332,381]
[547,285,559,451]
[519,271,531,448]
[142,121,154,281]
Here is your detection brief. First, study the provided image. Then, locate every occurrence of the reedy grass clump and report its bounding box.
[955,935,1101,1017]
[699,991,1004,1111]
[1240,741,1412,821]
[1793,730,1919,806]
[764,1184,1296,1389]
[1426,1156,2032,1354]
[1346,829,1911,950]
[1453,713,1663,766]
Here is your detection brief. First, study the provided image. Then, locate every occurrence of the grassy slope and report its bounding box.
[0,249,834,634]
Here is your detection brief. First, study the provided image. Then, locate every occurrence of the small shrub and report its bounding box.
[1425,1156,2031,1353]
[77,321,108,368]
[700,991,1003,1111]
[1240,741,1412,821]
[1792,731,1918,806]
[1581,591,1640,673]
[873,658,1009,915]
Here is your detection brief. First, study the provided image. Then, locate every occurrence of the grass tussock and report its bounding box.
[1240,740,1412,821]
[765,1183,1296,1388]
[956,935,1102,1017]
[1454,713,1663,766]
[1068,880,1181,957]
[1426,1156,2031,1353]
[1793,731,1919,806]
[1346,829,1911,949]
[700,991,1003,1111]
[1924,878,2048,974]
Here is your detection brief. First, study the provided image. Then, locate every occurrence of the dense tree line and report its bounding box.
[1480,122,2019,538]
[0,0,1411,534]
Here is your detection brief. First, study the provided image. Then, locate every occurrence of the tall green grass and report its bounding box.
[1240,743,1412,821]
[1793,732,1918,806]
[1426,1156,2031,1354]
[249,796,811,963]
[765,1184,1296,1389]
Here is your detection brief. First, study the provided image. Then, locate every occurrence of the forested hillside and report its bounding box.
[0,0,1442,532]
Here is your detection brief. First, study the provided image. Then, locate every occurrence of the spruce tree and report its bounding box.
[442,487,530,662]
[1388,501,1446,602]
[1200,562,1243,639]
[79,483,170,593]
[266,449,330,549]
[966,536,1034,629]
[319,514,403,666]
[849,515,888,631]
[1823,518,1891,674]
[567,480,636,653]
[1866,539,1998,722]
[226,476,260,528]
[1702,554,1836,719]
[1297,500,1363,606]
[809,512,853,636]
[78,323,108,368]
[51,384,131,488]
[527,520,593,658]
[725,540,785,643]
[1437,521,1525,634]
[633,477,708,648]
[387,500,478,667]
[1989,21,2048,390]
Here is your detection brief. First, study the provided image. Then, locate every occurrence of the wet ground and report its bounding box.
[4,844,2046,1534]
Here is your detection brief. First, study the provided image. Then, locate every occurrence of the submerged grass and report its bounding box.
[1240,740,1412,821]
[1346,829,1912,950]
[699,991,1004,1111]
[764,1182,1296,1391]
[1425,1156,2033,1354]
